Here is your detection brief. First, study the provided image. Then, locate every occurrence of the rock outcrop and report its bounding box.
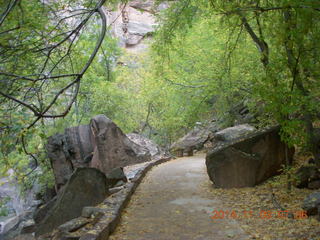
[206,126,294,188]
[46,115,151,190]
[105,0,169,53]
[35,168,109,237]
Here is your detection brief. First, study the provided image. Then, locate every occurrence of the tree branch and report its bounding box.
[0,0,19,27]
[240,15,269,67]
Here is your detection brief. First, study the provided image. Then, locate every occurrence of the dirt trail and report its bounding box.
[109,155,249,240]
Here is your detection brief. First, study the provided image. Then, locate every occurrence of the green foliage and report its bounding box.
[151,0,320,151]
[0,197,10,217]
[80,0,320,150]
[0,0,122,190]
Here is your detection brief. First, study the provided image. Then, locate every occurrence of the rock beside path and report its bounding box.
[35,168,109,237]
[206,126,294,188]
[46,115,151,190]
[90,115,151,175]
[106,167,127,188]
[127,133,169,160]
[170,122,219,157]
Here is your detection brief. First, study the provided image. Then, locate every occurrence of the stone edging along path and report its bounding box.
[44,156,172,240]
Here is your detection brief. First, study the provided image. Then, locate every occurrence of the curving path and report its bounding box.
[109,155,249,240]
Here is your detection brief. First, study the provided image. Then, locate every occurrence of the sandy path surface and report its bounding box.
[109,155,249,240]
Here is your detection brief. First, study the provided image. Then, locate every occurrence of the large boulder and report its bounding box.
[90,115,150,174]
[46,115,151,189]
[35,168,108,237]
[206,126,294,188]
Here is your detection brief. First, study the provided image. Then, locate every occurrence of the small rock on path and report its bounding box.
[109,155,249,240]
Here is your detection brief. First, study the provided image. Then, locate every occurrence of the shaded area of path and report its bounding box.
[109,155,249,240]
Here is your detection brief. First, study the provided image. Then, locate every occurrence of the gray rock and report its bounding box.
[0,170,43,239]
[295,165,320,188]
[127,21,155,36]
[20,219,35,234]
[35,168,109,237]
[46,124,96,189]
[206,126,294,188]
[114,180,126,188]
[51,231,82,240]
[105,0,169,51]
[9,233,35,240]
[109,186,124,195]
[0,215,20,235]
[171,122,219,156]
[106,167,127,189]
[81,207,104,219]
[125,34,144,46]
[0,211,36,239]
[213,124,256,142]
[46,134,75,189]
[33,196,57,224]
[127,133,167,159]
[58,217,91,232]
[302,192,320,215]
[65,125,94,168]
[129,0,154,12]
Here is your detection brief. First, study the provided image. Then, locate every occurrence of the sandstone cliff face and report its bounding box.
[105,0,169,53]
